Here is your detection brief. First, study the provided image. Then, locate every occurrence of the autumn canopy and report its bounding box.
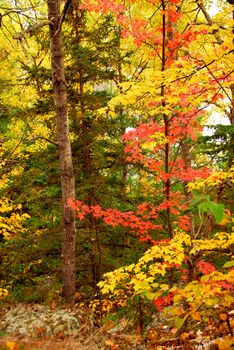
[0,0,233,346]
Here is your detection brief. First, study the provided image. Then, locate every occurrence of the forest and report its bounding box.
[0,0,233,349]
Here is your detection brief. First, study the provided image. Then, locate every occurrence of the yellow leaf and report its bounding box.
[160,283,169,291]
[223,294,234,306]
[104,339,115,346]
[6,342,16,350]
[0,288,8,298]
[215,338,234,350]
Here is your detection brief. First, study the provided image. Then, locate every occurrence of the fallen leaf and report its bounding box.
[220,313,228,321]
[180,332,189,342]
[104,339,115,346]
[215,337,234,350]
[170,328,177,334]
[146,328,158,341]
[196,330,203,336]
[191,311,201,321]
[5,342,17,350]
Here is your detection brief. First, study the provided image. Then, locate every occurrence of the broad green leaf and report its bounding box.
[198,201,224,223]
[189,194,210,207]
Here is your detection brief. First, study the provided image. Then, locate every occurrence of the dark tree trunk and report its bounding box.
[47,0,76,303]
[161,0,173,239]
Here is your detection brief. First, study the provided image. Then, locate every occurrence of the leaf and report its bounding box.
[220,313,228,321]
[175,317,185,330]
[180,332,189,342]
[173,293,183,302]
[215,338,234,350]
[208,202,225,223]
[104,339,115,346]
[223,260,234,268]
[191,311,201,321]
[160,283,169,291]
[5,342,17,350]
[146,328,158,340]
[144,291,155,300]
[198,201,224,223]
[189,194,210,207]
[223,294,233,306]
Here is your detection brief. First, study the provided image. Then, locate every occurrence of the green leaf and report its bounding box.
[208,202,225,224]
[198,201,224,223]
[189,194,210,207]
[175,317,185,330]
[144,291,155,300]
[223,260,234,268]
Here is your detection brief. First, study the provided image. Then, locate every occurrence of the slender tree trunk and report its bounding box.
[47,0,76,303]
[161,0,173,239]
[181,139,193,225]
[229,7,234,167]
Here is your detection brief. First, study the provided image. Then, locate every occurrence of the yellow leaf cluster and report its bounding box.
[191,231,234,255]
[0,197,30,239]
[173,268,234,313]
[98,229,191,298]
[188,166,234,191]
[98,225,234,320]
[141,132,168,151]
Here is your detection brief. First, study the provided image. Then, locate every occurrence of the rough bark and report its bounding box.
[47,0,76,303]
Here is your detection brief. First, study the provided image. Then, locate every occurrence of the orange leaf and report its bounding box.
[147,328,158,340]
[180,332,189,342]
[220,313,228,321]
[191,311,201,321]
[104,339,115,346]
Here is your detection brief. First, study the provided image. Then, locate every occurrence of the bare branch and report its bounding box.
[13,20,52,40]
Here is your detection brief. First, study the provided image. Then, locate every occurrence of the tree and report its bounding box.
[0,0,143,300]
[47,0,76,303]
[69,0,234,331]
[0,0,233,325]
[62,7,142,292]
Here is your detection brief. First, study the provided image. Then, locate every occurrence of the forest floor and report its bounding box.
[0,303,233,350]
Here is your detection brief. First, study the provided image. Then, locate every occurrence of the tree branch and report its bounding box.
[13,20,52,40]
[195,0,223,44]
[59,0,72,29]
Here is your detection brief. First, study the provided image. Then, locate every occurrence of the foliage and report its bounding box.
[0,0,233,345]
[198,124,234,168]
[96,227,234,329]
[0,197,30,240]
[188,165,234,192]
[68,0,234,336]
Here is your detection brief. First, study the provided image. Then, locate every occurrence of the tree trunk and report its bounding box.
[161,0,173,239]
[47,0,76,303]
